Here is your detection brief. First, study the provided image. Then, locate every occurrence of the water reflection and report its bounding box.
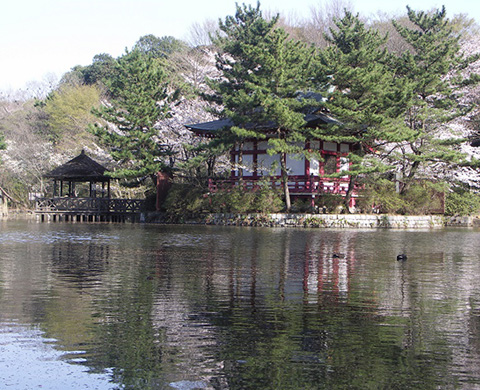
[1,222,480,389]
[0,324,113,389]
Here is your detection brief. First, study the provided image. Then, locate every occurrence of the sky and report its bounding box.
[1,0,479,93]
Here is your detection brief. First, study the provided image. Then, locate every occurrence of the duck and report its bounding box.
[397,254,407,261]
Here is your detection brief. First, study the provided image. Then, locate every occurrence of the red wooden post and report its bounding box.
[156,172,172,211]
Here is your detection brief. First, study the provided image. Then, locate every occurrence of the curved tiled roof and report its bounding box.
[185,112,338,135]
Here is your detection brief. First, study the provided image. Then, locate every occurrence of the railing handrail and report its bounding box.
[207,176,359,195]
[35,197,146,214]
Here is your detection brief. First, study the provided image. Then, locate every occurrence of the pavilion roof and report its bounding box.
[45,150,110,182]
[185,112,339,136]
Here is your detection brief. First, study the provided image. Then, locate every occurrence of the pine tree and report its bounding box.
[90,49,177,187]
[315,11,397,210]
[390,6,480,194]
[204,2,280,176]
[204,2,316,210]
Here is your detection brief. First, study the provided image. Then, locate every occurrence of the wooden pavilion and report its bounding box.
[35,150,145,222]
[185,111,360,209]
[46,149,111,199]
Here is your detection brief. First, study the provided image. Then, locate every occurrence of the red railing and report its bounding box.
[208,176,357,196]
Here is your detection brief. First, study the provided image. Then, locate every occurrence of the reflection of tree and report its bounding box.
[25,226,480,389]
[88,253,167,389]
[40,241,111,355]
[96,276,165,389]
[42,238,168,388]
[186,229,451,389]
[50,242,109,284]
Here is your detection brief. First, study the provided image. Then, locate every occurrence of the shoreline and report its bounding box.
[2,210,479,229]
[147,212,479,229]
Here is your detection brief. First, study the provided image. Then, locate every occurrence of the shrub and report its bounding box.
[316,193,345,213]
[211,179,283,214]
[355,179,403,214]
[356,179,445,215]
[291,198,312,213]
[164,179,284,218]
[253,179,283,213]
[163,183,208,220]
[445,188,480,216]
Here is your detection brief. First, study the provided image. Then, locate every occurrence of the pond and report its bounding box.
[1,220,480,389]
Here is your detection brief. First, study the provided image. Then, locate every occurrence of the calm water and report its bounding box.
[1,220,480,389]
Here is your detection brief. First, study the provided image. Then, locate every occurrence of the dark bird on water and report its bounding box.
[397,254,407,261]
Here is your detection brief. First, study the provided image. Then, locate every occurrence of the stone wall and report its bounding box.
[137,212,480,228]
[204,213,449,228]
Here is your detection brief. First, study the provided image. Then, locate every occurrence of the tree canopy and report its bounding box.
[204,2,318,210]
[90,49,178,186]
[387,6,480,194]
[133,35,188,59]
[44,83,101,146]
[315,11,397,208]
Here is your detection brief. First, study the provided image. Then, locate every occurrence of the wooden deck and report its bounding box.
[35,197,146,222]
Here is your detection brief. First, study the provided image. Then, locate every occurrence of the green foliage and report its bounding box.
[204,3,319,210]
[215,184,257,214]
[321,11,393,132]
[356,179,403,214]
[401,182,445,215]
[0,132,5,151]
[0,170,29,206]
[163,179,283,219]
[133,35,188,59]
[90,49,178,186]
[44,84,101,145]
[253,179,284,213]
[315,11,398,209]
[315,193,344,212]
[80,53,117,86]
[313,8,478,208]
[163,183,209,220]
[357,178,446,215]
[445,187,480,216]
[388,6,479,193]
[210,181,284,214]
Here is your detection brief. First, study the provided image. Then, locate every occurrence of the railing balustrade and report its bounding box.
[35,197,145,214]
[208,176,356,196]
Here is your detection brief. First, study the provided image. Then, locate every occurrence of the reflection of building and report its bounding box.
[283,231,357,303]
[145,229,361,386]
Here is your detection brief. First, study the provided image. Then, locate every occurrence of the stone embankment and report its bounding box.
[200,213,480,228]
[3,211,480,228]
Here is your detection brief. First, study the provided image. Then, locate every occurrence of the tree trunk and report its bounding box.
[207,156,216,177]
[399,160,420,195]
[237,141,244,179]
[280,152,291,211]
[343,175,356,213]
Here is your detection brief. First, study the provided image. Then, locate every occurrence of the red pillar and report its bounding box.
[156,172,172,211]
